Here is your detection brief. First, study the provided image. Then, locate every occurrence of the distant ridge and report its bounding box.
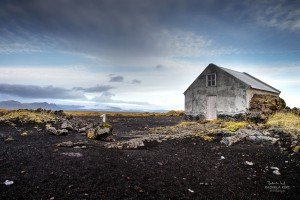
[0,100,84,110]
[0,100,168,112]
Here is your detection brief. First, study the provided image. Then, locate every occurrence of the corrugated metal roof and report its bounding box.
[219,66,280,94]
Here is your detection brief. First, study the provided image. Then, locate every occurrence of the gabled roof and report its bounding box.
[219,66,280,94]
[184,63,281,94]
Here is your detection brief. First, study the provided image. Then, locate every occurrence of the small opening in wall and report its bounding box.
[206,73,216,87]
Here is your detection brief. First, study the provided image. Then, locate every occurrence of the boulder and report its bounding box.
[57,129,68,135]
[86,128,96,139]
[21,131,28,136]
[4,136,14,142]
[61,121,73,130]
[46,124,57,135]
[86,126,112,140]
[78,127,86,133]
[247,94,286,122]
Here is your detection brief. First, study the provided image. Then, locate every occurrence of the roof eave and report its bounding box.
[250,87,281,95]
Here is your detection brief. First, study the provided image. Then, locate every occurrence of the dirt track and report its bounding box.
[0,116,299,199]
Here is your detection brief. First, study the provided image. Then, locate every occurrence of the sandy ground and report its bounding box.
[0,116,299,199]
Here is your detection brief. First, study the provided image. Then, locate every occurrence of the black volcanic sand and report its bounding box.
[0,116,299,200]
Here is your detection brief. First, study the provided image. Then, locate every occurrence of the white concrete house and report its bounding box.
[184,64,281,120]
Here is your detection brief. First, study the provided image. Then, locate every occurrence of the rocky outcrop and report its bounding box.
[250,94,286,113]
[104,130,197,149]
[46,124,69,135]
[247,94,286,122]
[86,126,113,140]
[221,129,279,146]
[55,141,87,147]
[61,120,74,130]
[57,129,68,135]
[46,124,57,135]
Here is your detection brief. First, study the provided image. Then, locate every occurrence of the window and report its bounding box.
[206,73,216,87]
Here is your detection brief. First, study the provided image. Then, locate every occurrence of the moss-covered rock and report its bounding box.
[249,94,286,114]
[293,146,300,153]
[248,94,286,122]
[86,126,112,140]
[86,128,96,139]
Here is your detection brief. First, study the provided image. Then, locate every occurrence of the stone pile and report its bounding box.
[220,129,279,146]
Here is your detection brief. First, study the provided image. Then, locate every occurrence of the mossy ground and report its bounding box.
[266,112,300,137]
[221,121,249,132]
[177,121,198,127]
[0,110,56,124]
[65,110,184,117]
[195,131,214,141]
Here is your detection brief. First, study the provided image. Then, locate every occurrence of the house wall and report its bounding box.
[246,88,279,108]
[184,65,248,118]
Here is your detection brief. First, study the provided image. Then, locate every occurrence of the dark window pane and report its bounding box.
[207,74,216,86]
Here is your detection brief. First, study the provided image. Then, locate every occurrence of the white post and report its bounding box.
[101,114,106,123]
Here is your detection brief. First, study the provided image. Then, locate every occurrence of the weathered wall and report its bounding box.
[246,88,279,109]
[184,64,248,118]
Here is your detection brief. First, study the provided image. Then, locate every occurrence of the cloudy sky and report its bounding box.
[0,0,299,110]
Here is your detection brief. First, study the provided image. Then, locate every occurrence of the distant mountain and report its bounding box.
[0,100,84,111]
[0,100,169,112]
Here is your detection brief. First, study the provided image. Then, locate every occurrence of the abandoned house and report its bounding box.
[184,63,281,120]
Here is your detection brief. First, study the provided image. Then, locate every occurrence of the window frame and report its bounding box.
[206,73,217,87]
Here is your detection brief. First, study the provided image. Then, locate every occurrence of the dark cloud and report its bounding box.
[131,79,141,84]
[0,83,115,99]
[73,85,114,93]
[109,75,124,82]
[0,83,84,99]
[0,0,299,62]
[2,0,291,59]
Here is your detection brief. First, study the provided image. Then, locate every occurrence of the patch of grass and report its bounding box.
[293,146,300,153]
[222,121,249,132]
[165,110,185,117]
[0,110,56,124]
[65,111,105,117]
[65,110,184,117]
[0,109,9,116]
[101,122,112,129]
[178,121,198,127]
[266,112,300,134]
[195,131,214,141]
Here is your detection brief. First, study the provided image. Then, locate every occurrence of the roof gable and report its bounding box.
[184,63,281,94]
